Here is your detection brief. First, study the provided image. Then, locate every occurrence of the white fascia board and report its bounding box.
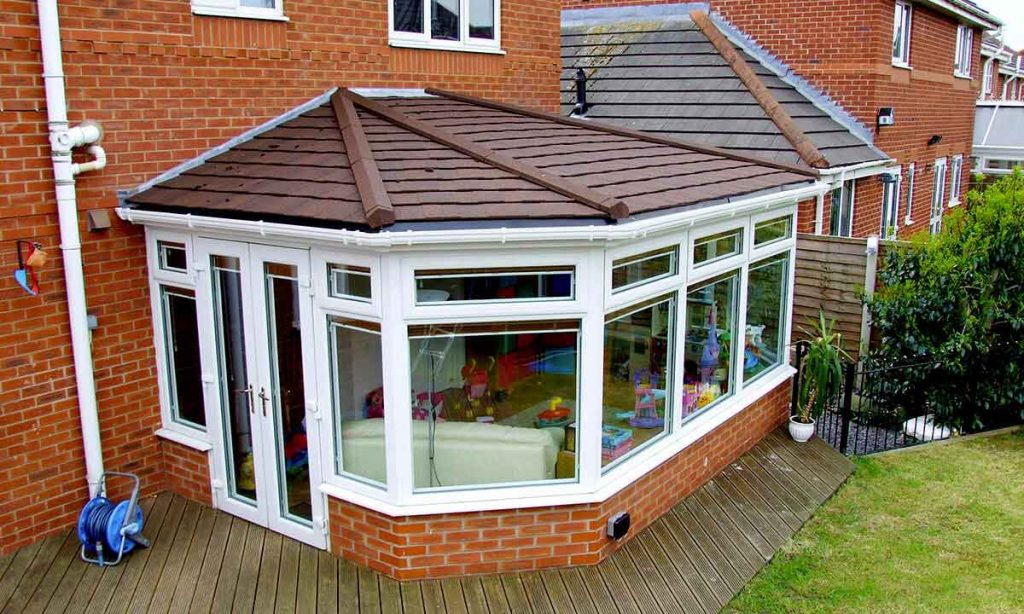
[917,0,1001,31]
[819,159,898,181]
[117,182,828,249]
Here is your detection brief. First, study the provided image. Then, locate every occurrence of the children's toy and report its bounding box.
[13,240,46,296]
[412,391,444,421]
[699,303,721,384]
[601,425,633,462]
[239,453,256,491]
[284,432,308,475]
[630,371,664,429]
[364,386,385,419]
[536,397,572,428]
[77,472,150,567]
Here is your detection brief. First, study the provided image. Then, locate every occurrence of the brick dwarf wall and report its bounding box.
[0,0,561,555]
[160,441,214,507]
[328,379,791,580]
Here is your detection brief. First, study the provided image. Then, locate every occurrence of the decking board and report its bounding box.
[2,427,852,612]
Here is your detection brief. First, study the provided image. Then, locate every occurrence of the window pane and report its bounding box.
[892,3,906,61]
[158,241,187,272]
[415,267,574,303]
[684,272,738,418]
[330,318,386,486]
[754,216,792,246]
[602,296,674,469]
[744,255,789,383]
[611,247,677,292]
[829,180,854,237]
[394,0,423,33]
[469,0,494,39]
[431,0,459,40]
[161,287,205,428]
[240,0,274,7]
[408,322,578,490]
[329,264,372,301]
[693,229,742,265]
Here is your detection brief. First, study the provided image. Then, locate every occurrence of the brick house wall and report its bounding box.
[329,379,792,580]
[561,0,985,239]
[0,0,561,556]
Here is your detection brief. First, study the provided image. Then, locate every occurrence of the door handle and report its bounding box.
[238,386,254,413]
[258,387,270,417]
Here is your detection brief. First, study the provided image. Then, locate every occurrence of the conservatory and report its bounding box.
[121,88,823,555]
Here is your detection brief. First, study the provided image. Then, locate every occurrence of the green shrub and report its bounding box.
[868,170,1024,431]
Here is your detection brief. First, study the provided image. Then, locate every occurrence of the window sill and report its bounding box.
[388,39,506,56]
[954,72,972,80]
[949,199,961,207]
[891,60,912,71]
[191,7,289,22]
[155,427,213,452]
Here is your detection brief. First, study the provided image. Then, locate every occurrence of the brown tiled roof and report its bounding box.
[126,88,817,230]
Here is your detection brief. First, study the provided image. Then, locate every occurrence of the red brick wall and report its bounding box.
[328,379,791,580]
[0,0,561,555]
[161,441,213,507]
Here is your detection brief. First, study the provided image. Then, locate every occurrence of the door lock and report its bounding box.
[239,386,254,413]
[258,387,270,417]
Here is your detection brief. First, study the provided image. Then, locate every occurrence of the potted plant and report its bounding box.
[791,310,849,442]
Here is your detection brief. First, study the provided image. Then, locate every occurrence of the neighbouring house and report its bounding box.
[562,0,1000,238]
[973,102,1024,175]
[560,6,893,239]
[1,0,827,582]
[980,35,1022,102]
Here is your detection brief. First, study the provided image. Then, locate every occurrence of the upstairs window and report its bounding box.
[191,0,285,21]
[954,25,974,78]
[392,0,500,52]
[892,1,912,66]
[983,62,994,95]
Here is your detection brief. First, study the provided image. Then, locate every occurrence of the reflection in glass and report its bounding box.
[158,241,187,272]
[211,255,256,503]
[684,272,738,418]
[431,0,459,40]
[408,322,579,489]
[161,287,205,428]
[602,296,674,469]
[264,263,313,523]
[393,0,423,33]
[329,264,372,302]
[415,268,574,303]
[694,229,742,265]
[753,216,792,246]
[611,247,677,292]
[469,0,494,39]
[745,254,789,382]
[330,318,386,486]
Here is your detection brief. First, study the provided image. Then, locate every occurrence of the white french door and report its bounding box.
[195,238,326,548]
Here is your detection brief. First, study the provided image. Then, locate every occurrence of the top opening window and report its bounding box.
[892,1,912,66]
[611,246,678,293]
[190,0,285,21]
[158,241,188,273]
[693,229,743,267]
[415,267,574,304]
[753,216,793,247]
[392,0,499,52]
[329,264,372,302]
[954,25,974,78]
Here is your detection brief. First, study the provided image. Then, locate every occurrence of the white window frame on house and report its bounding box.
[949,154,964,206]
[954,25,974,79]
[828,179,856,238]
[190,0,288,22]
[931,157,948,235]
[904,163,916,226]
[892,0,913,67]
[983,62,994,96]
[880,168,902,240]
[389,0,503,55]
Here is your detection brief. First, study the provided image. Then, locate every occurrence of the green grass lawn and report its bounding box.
[728,432,1024,614]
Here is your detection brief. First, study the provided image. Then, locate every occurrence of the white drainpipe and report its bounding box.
[37,0,108,498]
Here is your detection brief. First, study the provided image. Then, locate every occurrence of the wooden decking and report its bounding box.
[0,429,853,613]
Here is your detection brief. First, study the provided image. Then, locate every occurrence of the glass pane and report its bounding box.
[431,0,459,40]
[469,0,494,39]
[161,287,205,428]
[602,297,674,470]
[329,264,372,301]
[264,263,313,523]
[394,0,423,33]
[158,241,187,272]
[211,255,256,503]
[611,247,677,292]
[744,255,789,383]
[693,229,742,265]
[829,181,854,237]
[754,216,792,246]
[408,322,579,489]
[683,272,738,419]
[330,318,386,486]
[240,0,274,7]
[415,268,574,303]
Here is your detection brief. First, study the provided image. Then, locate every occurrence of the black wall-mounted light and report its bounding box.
[928,135,943,147]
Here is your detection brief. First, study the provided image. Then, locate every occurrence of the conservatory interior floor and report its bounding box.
[0,429,853,614]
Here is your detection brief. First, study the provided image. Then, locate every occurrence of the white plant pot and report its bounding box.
[788,417,815,443]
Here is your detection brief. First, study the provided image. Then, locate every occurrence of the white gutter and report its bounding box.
[38,0,108,498]
[818,159,897,178]
[117,182,829,248]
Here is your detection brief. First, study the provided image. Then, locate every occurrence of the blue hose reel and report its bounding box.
[77,472,150,567]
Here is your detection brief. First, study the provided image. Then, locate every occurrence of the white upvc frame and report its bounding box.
[751,210,794,251]
[604,232,686,311]
[688,218,750,284]
[312,248,383,320]
[828,179,856,238]
[905,162,917,226]
[954,24,974,79]
[388,0,503,55]
[949,154,964,206]
[880,167,902,239]
[931,157,948,235]
[191,0,288,22]
[892,0,913,68]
